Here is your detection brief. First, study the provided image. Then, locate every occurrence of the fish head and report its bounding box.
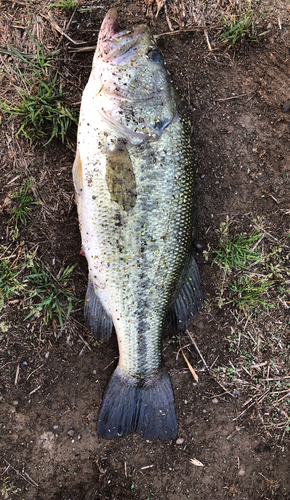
[92,9,176,119]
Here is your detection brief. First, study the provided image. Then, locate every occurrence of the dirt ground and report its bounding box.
[1,0,290,499]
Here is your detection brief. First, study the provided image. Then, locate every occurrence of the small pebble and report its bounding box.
[282,103,290,113]
[203,409,207,413]
[193,240,207,253]
[176,438,184,445]
[238,468,245,477]
[67,430,74,437]
[23,361,27,366]
[13,400,18,406]
[212,398,219,404]
[53,425,58,430]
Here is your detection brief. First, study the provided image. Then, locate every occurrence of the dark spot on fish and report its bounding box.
[105,139,137,212]
[146,49,164,64]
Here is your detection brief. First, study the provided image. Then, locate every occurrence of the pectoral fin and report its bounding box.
[73,149,84,196]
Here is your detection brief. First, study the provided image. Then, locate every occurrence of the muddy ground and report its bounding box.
[1,0,290,499]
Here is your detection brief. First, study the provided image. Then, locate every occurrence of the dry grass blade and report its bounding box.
[182,350,198,382]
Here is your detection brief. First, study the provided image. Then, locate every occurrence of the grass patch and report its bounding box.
[204,217,290,440]
[211,216,262,272]
[24,259,76,328]
[0,253,26,310]
[226,275,274,315]
[9,180,41,239]
[0,31,78,146]
[48,0,78,10]
[219,8,255,49]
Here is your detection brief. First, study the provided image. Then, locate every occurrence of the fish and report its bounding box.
[73,8,202,441]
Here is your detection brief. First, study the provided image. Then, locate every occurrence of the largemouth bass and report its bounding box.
[73,9,202,440]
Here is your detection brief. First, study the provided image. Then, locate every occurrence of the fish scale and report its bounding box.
[73,8,202,440]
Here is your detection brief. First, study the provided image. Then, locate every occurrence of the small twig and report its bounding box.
[42,14,86,45]
[78,334,92,351]
[24,472,39,487]
[103,357,118,371]
[213,379,235,398]
[155,24,222,38]
[268,193,279,204]
[209,355,219,369]
[26,363,45,381]
[124,462,127,478]
[186,330,209,370]
[56,6,78,50]
[164,3,173,31]
[68,45,96,53]
[140,465,154,470]
[204,29,212,51]
[2,458,38,487]
[216,93,249,102]
[233,389,270,421]
[28,385,41,396]
[14,363,20,385]
[261,375,290,382]
[276,391,290,403]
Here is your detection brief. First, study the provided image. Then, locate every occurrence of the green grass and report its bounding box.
[219,9,255,49]
[49,0,78,10]
[9,180,41,239]
[0,31,78,146]
[0,254,26,310]
[226,274,274,314]
[211,216,263,272]
[24,259,76,327]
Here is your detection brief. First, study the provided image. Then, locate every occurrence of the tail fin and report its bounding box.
[97,366,178,441]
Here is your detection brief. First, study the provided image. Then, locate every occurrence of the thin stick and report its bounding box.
[209,355,219,369]
[14,363,20,385]
[26,363,45,381]
[28,385,41,396]
[103,357,118,371]
[155,24,222,38]
[42,14,86,45]
[233,389,270,421]
[2,458,38,487]
[186,330,209,370]
[204,30,212,51]
[68,45,96,53]
[276,391,290,403]
[164,2,173,31]
[216,93,248,102]
[78,334,91,351]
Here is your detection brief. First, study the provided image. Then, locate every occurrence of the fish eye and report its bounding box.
[146,49,164,64]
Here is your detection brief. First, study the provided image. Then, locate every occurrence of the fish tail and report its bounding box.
[97,365,178,440]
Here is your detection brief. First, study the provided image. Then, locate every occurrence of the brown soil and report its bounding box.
[1,1,290,499]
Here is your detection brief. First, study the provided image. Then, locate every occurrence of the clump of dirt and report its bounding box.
[1,1,290,499]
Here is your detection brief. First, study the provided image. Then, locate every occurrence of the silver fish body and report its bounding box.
[73,9,202,440]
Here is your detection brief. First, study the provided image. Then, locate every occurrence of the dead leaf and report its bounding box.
[190,458,204,467]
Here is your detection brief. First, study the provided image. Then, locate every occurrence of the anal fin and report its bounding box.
[167,255,202,330]
[84,279,113,342]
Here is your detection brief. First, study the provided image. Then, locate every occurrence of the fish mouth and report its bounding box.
[97,8,150,60]
[98,8,120,41]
